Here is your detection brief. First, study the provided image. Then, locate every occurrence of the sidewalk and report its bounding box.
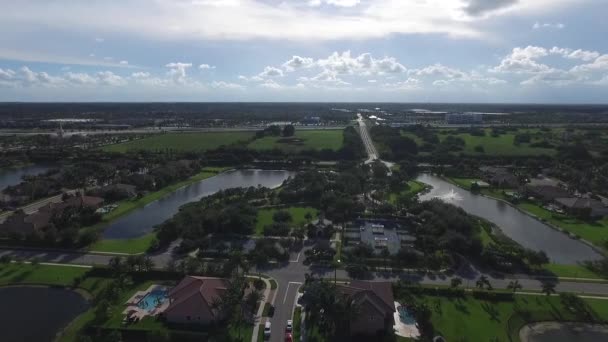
[249,276,272,342]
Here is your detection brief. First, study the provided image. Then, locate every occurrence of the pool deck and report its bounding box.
[123,284,170,321]
[393,301,420,339]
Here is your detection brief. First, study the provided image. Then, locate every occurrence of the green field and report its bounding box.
[517,201,608,250]
[87,168,227,254]
[0,263,92,287]
[544,263,606,280]
[403,128,557,156]
[255,206,318,235]
[409,293,608,341]
[102,132,254,153]
[388,180,428,204]
[248,130,344,152]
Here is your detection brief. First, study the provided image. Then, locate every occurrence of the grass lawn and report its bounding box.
[402,128,557,156]
[102,132,254,153]
[255,206,318,236]
[0,263,91,287]
[247,130,344,152]
[543,263,606,280]
[87,167,228,254]
[409,293,608,342]
[388,180,428,204]
[293,307,302,342]
[89,233,157,254]
[445,177,481,190]
[517,201,608,250]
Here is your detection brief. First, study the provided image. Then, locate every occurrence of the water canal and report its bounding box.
[416,173,602,264]
[102,169,295,239]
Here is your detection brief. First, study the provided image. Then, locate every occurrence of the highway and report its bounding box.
[357,114,379,163]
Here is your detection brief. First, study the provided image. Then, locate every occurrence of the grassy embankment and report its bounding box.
[387,180,428,204]
[254,206,318,236]
[406,293,608,341]
[248,129,344,152]
[517,201,608,251]
[89,167,229,254]
[102,132,254,153]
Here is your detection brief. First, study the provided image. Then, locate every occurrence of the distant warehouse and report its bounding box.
[445,113,483,125]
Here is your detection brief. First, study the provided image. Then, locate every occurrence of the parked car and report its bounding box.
[285,332,293,342]
[264,321,272,340]
[286,319,293,332]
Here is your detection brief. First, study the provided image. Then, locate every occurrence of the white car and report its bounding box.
[286,320,293,332]
[264,321,272,339]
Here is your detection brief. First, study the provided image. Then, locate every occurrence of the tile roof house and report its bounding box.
[0,210,52,235]
[163,276,229,325]
[337,281,396,336]
[0,195,103,236]
[555,197,608,219]
[524,185,570,202]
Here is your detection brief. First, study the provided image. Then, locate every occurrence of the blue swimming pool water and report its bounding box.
[137,289,168,312]
[398,306,417,325]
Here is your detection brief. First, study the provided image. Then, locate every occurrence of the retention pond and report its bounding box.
[0,286,89,342]
[416,173,602,264]
[102,169,295,239]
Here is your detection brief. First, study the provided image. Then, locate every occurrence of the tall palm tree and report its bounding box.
[541,282,556,296]
[507,280,522,293]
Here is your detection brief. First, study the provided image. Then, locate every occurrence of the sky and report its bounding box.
[0,0,607,103]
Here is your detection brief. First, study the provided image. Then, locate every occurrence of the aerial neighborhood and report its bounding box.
[1,103,608,342]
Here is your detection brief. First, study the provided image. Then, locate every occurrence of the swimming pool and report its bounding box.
[398,306,417,325]
[137,289,168,312]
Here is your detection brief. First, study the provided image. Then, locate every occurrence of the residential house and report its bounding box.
[524,185,570,203]
[163,276,230,325]
[555,197,608,219]
[90,183,138,200]
[336,281,396,336]
[479,166,519,188]
[0,210,52,235]
[0,194,103,236]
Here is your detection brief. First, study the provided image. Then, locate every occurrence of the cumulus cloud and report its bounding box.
[533,22,565,30]
[131,72,151,78]
[119,60,129,65]
[282,56,314,71]
[199,64,216,70]
[259,66,284,78]
[316,51,406,76]
[490,46,552,73]
[65,72,97,85]
[211,80,243,89]
[550,47,600,62]
[165,62,192,83]
[490,45,608,86]
[259,79,282,89]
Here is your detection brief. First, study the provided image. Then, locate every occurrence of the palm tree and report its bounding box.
[143,257,155,272]
[379,247,391,271]
[507,280,522,293]
[541,282,556,296]
[108,256,124,275]
[476,276,488,289]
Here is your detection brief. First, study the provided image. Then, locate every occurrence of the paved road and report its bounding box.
[0,125,348,137]
[357,114,379,164]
